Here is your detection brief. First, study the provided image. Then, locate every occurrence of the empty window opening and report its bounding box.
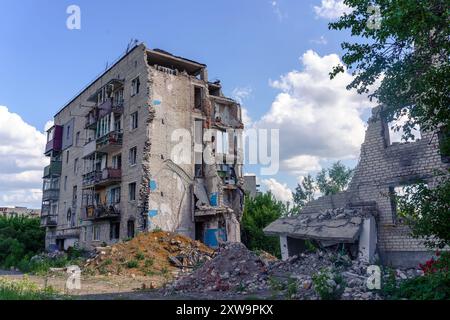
[110,222,120,240]
[129,182,136,201]
[194,87,203,110]
[388,113,421,145]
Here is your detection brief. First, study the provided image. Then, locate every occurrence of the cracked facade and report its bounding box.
[41,44,244,251]
[265,106,449,267]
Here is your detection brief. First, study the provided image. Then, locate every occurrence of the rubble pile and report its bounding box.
[164,243,423,300]
[83,231,214,277]
[165,243,271,294]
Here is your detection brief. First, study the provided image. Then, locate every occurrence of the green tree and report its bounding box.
[241,192,285,257]
[316,161,353,196]
[292,174,316,214]
[0,216,45,268]
[329,0,450,248]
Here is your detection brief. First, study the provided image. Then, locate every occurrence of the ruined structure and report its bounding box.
[265,106,449,267]
[41,43,244,251]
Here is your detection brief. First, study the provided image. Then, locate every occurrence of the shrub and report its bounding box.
[312,268,345,300]
[383,252,450,300]
[126,260,139,269]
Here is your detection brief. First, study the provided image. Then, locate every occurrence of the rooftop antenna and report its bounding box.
[126,38,139,53]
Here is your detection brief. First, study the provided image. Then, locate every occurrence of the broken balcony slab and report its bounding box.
[264,212,364,243]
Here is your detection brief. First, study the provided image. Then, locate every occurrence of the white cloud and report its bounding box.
[0,106,48,208]
[232,87,253,127]
[310,35,328,45]
[282,155,322,175]
[255,50,376,178]
[261,178,293,204]
[314,0,352,19]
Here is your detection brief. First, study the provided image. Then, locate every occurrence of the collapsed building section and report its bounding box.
[41,43,244,251]
[265,106,449,267]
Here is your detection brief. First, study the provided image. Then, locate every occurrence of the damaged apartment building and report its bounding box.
[41,43,245,251]
[265,106,449,267]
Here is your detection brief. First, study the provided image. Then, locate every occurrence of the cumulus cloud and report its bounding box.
[232,87,253,127]
[255,50,376,178]
[261,178,293,204]
[314,0,352,19]
[0,106,48,208]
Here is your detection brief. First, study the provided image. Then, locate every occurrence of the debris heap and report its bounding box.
[166,243,270,293]
[83,231,214,277]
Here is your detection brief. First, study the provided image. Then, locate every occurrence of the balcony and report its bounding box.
[82,168,121,188]
[43,161,62,178]
[96,131,123,153]
[85,110,98,129]
[42,189,59,201]
[41,215,58,227]
[44,126,63,156]
[81,204,120,221]
[83,140,97,158]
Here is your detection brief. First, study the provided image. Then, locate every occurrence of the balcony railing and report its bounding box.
[96,131,123,153]
[41,215,58,227]
[85,111,98,129]
[81,204,120,221]
[98,98,124,118]
[42,189,59,201]
[82,168,121,187]
[43,161,62,178]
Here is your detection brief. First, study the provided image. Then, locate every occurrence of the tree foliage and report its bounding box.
[292,174,316,213]
[316,161,354,196]
[0,216,45,268]
[241,192,285,257]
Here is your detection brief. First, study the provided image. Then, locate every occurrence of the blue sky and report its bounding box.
[0,0,377,208]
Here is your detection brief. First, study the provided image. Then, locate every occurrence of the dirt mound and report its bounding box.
[83,231,214,278]
[166,242,270,293]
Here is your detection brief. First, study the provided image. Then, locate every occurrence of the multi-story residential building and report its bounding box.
[41,43,245,251]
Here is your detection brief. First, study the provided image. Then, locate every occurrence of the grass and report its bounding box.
[0,277,62,300]
[126,260,139,269]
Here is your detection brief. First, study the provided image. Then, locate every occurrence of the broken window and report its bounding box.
[93,225,100,241]
[131,77,140,96]
[129,147,137,166]
[387,113,421,145]
[194,86,203,110]
[438,126,450,163]
[194,119,204,177]
[127,220,135,238]
[128,182,136,201]
[389,184,424,224]
[216,130,229,155]
[130,111,138,130]
[110,222,120,240]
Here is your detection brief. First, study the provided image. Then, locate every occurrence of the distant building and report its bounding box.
[0,207,40,219]
[243,175,260,198]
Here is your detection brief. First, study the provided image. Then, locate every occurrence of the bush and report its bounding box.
[312,268,345,300]
[241,193,285,257]
[126,260,139,268]
[383,252,450,300]
[0,216,45,269]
